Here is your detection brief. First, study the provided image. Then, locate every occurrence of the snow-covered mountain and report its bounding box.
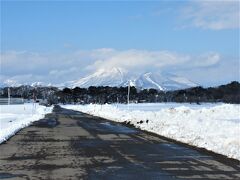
[66,68,198,91]
[1,68,198,91]
[0,80,52,88]
[134,72,198,91]
[0,79,23,87]
[65,67,128,88]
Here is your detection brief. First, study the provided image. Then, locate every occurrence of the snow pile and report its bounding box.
[0,104,53,143]
[63,103,240,160]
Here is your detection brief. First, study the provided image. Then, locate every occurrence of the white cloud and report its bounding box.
[86,49,221,72]
[87,49,190,71]
[191,52,220,67]
[0,48,233,86]
[0,51,88,84]
[177,56,239,87]
[181,1,239,30]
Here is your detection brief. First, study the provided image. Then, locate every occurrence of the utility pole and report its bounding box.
[8,88,10,105]
[116,97,119,108]
[127,80,130,109]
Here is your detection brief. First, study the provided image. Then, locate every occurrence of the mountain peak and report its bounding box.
[95,67,126,75]
[66,69,197,90]
[68,67,128,88]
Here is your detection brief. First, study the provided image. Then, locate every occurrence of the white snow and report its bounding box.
[62,103,240,160]
[0,104,53,143]
[143,72,164,91]
[69,67,127,88]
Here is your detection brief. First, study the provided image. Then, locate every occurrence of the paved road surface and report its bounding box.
[0,106,239,179]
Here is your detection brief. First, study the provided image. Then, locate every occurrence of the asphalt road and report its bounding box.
[0,106,239,180]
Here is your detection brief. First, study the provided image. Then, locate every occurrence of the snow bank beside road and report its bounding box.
[0,104,53,143]
[63,103,240,160]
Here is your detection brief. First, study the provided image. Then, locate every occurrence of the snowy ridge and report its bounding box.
[66,67,127,88]
[144,73,163,90]
[134,72,198,91]
[136,72,165,90]
[1,79,23,87]
[63,103,240,160]
[66,68,197,90]
[0,79,52,88]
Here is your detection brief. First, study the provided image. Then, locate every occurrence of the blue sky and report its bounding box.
[1,1,239,87]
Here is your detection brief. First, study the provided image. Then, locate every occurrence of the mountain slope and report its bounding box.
[68,67,127,88]
[66,68,197,90]
[135,72,198,91]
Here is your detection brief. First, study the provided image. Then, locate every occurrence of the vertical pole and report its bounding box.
[8,88,10,105]
[32,89,37,114]
[117,97,119,108]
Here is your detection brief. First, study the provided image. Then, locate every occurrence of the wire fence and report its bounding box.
[0,98,24,105]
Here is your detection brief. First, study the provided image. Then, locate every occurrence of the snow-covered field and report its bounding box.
[63,103,240,160]
[0,104,53,143]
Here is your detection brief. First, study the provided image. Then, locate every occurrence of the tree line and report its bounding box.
[0,81,239,104]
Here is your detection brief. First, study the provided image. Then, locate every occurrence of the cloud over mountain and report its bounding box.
[0,48,237,87]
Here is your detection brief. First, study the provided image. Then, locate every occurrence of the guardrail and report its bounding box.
[0,98,24,105]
